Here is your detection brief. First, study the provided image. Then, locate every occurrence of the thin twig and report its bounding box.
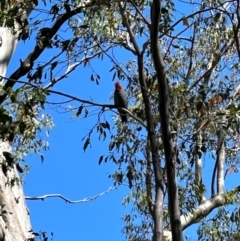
[25,186,117,203]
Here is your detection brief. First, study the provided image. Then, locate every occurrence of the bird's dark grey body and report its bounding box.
[114,82,128,122]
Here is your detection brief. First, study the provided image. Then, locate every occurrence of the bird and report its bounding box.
[114,81,128,122]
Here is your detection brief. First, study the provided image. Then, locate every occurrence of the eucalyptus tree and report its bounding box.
[1,0,240,241]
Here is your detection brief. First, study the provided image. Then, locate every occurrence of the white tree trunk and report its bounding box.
[0,142,33,241]
[0,28,18,78]
[0,2,35,240]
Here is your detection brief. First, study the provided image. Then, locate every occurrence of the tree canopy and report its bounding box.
[1,0,240,240]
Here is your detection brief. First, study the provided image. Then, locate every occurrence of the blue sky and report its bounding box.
[7,30,133,240]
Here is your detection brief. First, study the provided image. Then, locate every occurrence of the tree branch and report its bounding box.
[150,1,183,241]
[189,42,233,90]
[211,133,225,196]
[181,185,240,230]
[118,1,140,55]
[145,141,154,218]
[118,2,165,241]
[0,2,98,104]
[135,51,164,241]
[25,186,117,203]
[211,156,217,197]
[195,131,206,203]
[44,51,107,90]
[0,76,147,128]
[128,0,151,28]
[217,134,225,194]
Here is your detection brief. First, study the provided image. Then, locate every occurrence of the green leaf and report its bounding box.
[50,4,59,18]
[104,156,108,163]
[201,145,207,153]
[109,141,115,151]
[109,67,115,72]
[112,72,116,81]
[126,143,131,152]
[83,138,90,152]
[136,126,142,131]
[172,44,180,49]
[100,122,110,129]
[161,7,168,14]
[105,121,110,130]
[84,108,88,118]
[19,122,27,134]
[111,155,117,163]
[76,105,83,117]
[40,154,44,163]
[98,155,104,165]
[51,61,58,70]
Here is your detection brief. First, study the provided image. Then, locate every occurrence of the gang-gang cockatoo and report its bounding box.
[114,81,128,122]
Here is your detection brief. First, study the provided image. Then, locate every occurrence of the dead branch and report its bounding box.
[25,186,117,203]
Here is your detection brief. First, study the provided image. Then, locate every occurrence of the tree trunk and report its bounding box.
[0,28,19,78]
[0,2,35,240]
[0,141,34,241]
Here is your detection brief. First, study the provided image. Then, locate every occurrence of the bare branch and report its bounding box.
[25,186,117,203]
[119,108,147,128]
[0,76,147,128]
[44,51,108,89]
[98,46,133,82]
[184,118,212,137]
[211,134,225,196]
[185,24,196,81]
[181,185,240,230]
[189,42,233,90]
[129,0,151,28]
[47,90,146,127]
[195,131,206,203]
[159,7,216,39]
[145,142,154,217]
[118,1,140,55]
[217,135,225,194]
[211,157,217,197]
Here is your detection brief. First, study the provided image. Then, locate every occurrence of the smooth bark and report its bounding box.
[150,1,183,240]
